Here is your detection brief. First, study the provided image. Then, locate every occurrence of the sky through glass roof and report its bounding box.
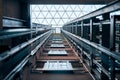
[31,5,104,27]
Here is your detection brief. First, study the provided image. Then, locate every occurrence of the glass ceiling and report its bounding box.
[31,5,104,27]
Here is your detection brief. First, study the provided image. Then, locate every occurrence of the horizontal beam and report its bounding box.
[0,29,35,40]
[0,30,52,61]
[3,30,52,80]
[62,30,120,61]
[3,16,26,22]
[66,0,120,24]
[27,0,113,4]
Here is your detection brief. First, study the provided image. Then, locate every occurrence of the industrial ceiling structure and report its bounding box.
[21,0,114,4]
[31,5,104,27]
[0,0,120,80]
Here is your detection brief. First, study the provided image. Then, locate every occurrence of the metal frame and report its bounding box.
[65,0,120,25]
[62,30,120,80]
[0,27,52,79]
[62,1,120,80]
[4,30,52,80]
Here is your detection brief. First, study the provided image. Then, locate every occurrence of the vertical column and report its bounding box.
[75,22,78,35]
[73,23,76,34]
[89,19,94,73]
[102,13,110,48]
[70,24,72,33]
[81,21,83,37]
[72,24,74,34]
[100,53,109,80]
[102,22,110,48]
[77,22,81,36]
[109,15,116,80]
[109,57,115,80]
[89,47,94,73]
[72,24,73,34]
[0,0,3,29]
[110,15,116,51]
[101,13,110,80]
[90,19,93,41]
[21,1,31,28]
[92,18,100,44]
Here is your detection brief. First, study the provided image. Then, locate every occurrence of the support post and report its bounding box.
[81,21,83,37]
[21,1,31,28]
[72,24,74,34]
[110,15,116,51]
[0,0,3,29]
[75,22,78,35]
[109,57,115,80]
[89,47,94,73]
[90,19,93,41]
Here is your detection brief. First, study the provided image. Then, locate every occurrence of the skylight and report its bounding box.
[31,5,104,27]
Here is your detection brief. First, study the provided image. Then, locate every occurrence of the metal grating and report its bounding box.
[43,61,73,70]
[50,44,65,48]
[48,50,67,55]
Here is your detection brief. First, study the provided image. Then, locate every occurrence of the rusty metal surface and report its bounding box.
[38,34,79,60]
[22,33,93,80]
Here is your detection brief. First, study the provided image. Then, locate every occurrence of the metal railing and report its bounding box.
[62,30,120,80]
[0,30,52,80]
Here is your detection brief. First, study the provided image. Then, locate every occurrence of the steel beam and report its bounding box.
[28,0,113,4]
[0,30,52,61]
[110,15,116,51]
[0,0,3,29]
[81,21,83,37]
[90,19,93,41]
[66,0,120,24]
[62,30,120,61]
[110,15,120,51]
[21,1,31,27]
[62,30,120,80]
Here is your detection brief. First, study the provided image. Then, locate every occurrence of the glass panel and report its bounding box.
[31,5,105,27]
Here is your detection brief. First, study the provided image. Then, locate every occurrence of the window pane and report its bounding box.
[31,5,104,27]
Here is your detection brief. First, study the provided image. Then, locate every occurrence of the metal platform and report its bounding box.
[48,50,67,56]
[29,34,94,80]
[40,61,73,70]
[50,44,65,48]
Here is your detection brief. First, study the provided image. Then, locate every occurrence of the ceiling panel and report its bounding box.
[21,0,114,4]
